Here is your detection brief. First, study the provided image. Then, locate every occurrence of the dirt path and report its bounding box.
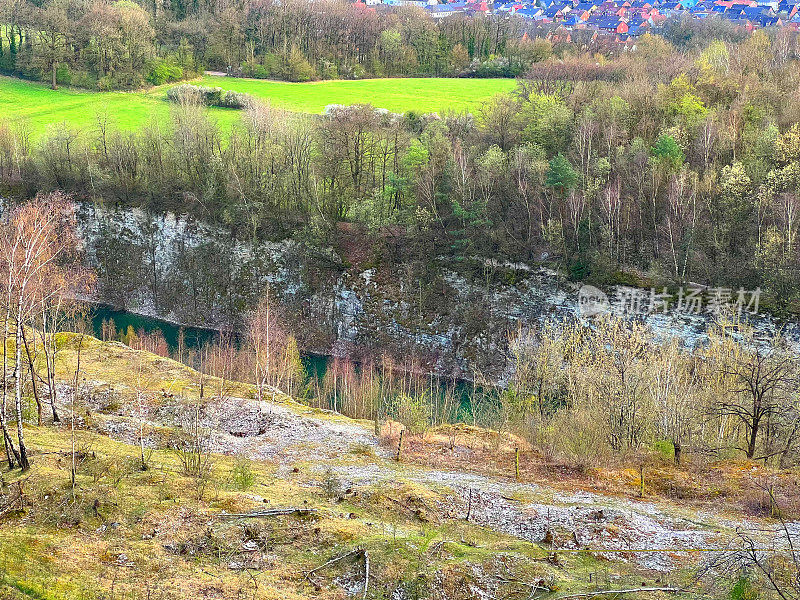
[79,384,787,574]
[324,462,739,572]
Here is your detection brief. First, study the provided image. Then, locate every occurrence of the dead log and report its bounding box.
[362,549,370,600]
[556,587,684,599]
[304,547,370,599]
[220,508,317,519]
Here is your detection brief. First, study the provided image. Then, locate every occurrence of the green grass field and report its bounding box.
[0,74,516,139]
[196,74,517,113]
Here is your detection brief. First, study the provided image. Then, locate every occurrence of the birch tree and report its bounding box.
[0,192,88,470]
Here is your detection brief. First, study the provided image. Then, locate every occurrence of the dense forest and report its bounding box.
[3,27,800,313]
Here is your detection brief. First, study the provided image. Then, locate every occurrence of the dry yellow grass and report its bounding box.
[0,334,696,598]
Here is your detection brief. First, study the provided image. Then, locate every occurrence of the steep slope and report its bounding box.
[0,334,785,598]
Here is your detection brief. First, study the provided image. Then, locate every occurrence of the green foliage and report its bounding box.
[651,134,685,172]
[284,45,316,82]
[567,257,591,281]
[230,456,256,490]
[696,40,730,77]
[545,153,578,193]
[652,440,675,460]
[777,123,800,164]
[397,394,431,435]
[659,74,708,131]
[730,576,760,600]
[404,139,430,171]
[719,162,753,215]
[519,93,573,156]
[146,58,183,86]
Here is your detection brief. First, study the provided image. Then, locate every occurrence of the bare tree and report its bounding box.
[247,288,302,399]
[700,486,800,599]
[648,339,697,464]
[0,192,89,470]
[709,328,797,460]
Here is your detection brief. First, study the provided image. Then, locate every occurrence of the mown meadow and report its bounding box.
[1,75,517,138]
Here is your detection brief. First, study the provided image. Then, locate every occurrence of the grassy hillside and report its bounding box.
[0,334,695,599]
[0,76,193,138]
[0,75,516,139]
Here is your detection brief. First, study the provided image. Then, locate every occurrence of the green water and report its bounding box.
[89,304,330,378]
[88,305,496,424]
[90,305,217,349]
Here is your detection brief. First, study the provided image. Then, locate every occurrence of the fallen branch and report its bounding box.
[220,508,317,519]
[362,549,370,600]
[304,548,364,581]
[0,478,27,518]
[304,547,370,599]
[556,587,685,599]
[493,575,552,594]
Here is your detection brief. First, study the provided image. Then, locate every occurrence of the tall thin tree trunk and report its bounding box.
[71,335,83,500]
[1,309,19,469]
[15,302,30,470]
[43,310,59,423]
[22,327,42,426]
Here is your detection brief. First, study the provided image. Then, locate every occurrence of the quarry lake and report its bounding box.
[88,304,492,421]
[88,304,330,380]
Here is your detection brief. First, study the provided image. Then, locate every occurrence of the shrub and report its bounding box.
[730,576,759,600]
[97,75,114,91]
[147,58,184,86]
[544,409,607,470]
[166,84,254,109]
[284,46,316,82]
[109,71,145,90]
[320,467,342,498]
[397,394,431,435]
[56,65,71,85]
[230,456,255,490]
[219,90,252,109]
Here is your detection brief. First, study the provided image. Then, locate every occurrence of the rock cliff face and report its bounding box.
[75,202,798,382]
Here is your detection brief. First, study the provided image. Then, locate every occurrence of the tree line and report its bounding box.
[1,0,779,91]
[0,0,193,89]
[0,0,559,90]
[508,317,800,468]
